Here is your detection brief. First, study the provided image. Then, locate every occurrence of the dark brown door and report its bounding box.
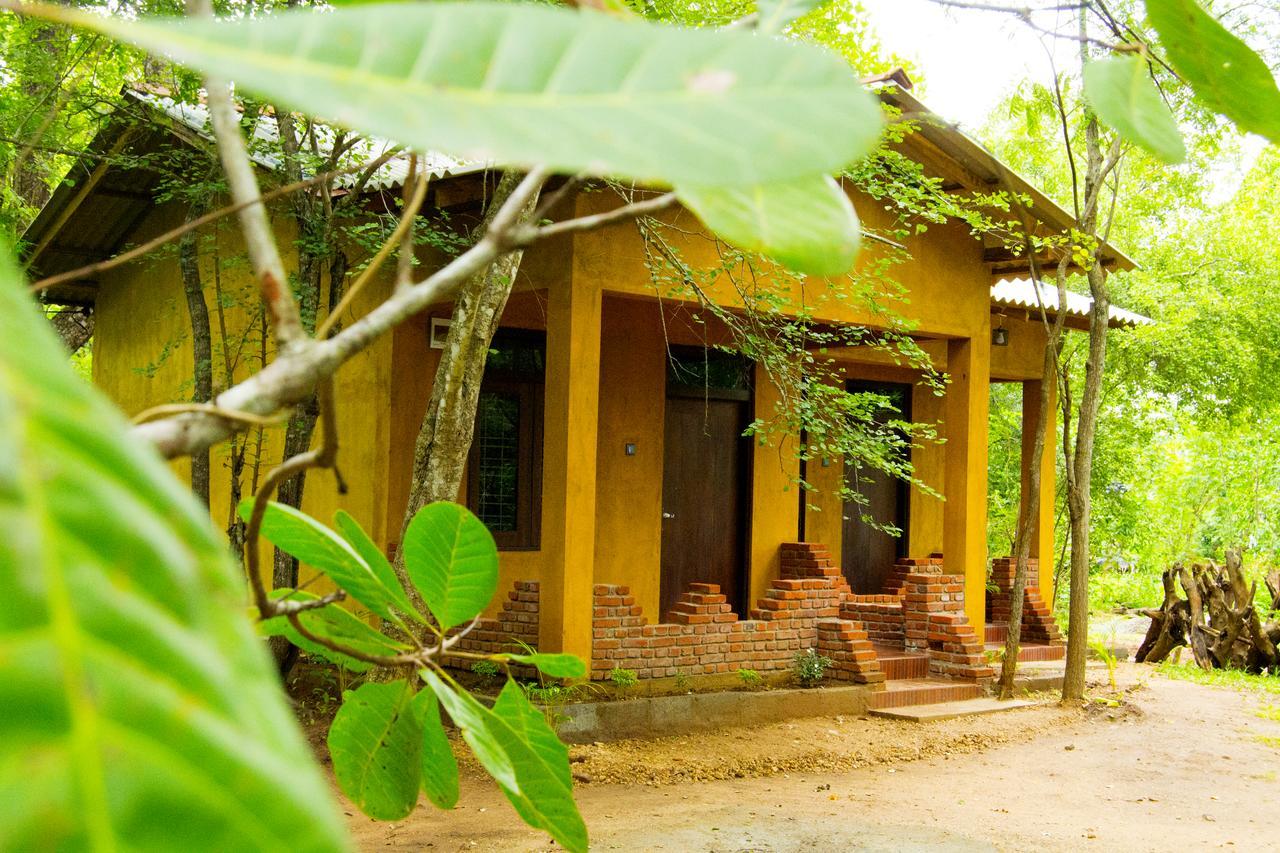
[842,381,911,594]
[660,396,749,619]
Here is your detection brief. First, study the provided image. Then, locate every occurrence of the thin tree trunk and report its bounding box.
[391,170,545,605]
[1062,265,1109,700]
[179,198,213,507]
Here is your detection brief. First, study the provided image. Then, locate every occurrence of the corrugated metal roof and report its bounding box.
[127,89,486,188]
[991,278,1152,328]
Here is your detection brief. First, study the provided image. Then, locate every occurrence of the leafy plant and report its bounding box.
[673,671,691,692]
[472,659,501,686]
[609,666,639,690]
[737,668,764,688]
[250,499,590,850]
[1088,637,1119,692]
[793,648,834,686]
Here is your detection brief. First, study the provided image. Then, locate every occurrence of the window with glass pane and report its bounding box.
[465,329,544,550]
[473,391,521,532]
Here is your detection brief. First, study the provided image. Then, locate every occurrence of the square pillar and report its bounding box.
[1021,378,1058,599]
[943,335,991,631]
[538,276,602,660]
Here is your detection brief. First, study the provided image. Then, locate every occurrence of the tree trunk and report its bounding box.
[392,170,544,606]
[179,199,213,507]
[1061,265,1109,701]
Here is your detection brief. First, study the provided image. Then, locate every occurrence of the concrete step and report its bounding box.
[985,641,1066,663]
[871,644,930,680]
[868,678,981,710]
[870,697,1036,722]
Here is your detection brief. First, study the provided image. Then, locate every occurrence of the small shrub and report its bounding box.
[609,666,638,689]
[793,648,833,687]
[1088,638,1118,692]
[737,668,763,688]
[471,659,501,685]
[673,671,691,692]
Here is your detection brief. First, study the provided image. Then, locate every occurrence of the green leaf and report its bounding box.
[421,670,517,792]
[0,248,348,849]
[334,509,425,623]
[410,689,460,810]
[502,653,588,679]
[422,672,587,853]
[328,680,422,821]
[677,175,861,275]
[491,681,584,849]
[63,2,882,187]
[1082,55,1186,164]
[1146,0,1280,144]
[241,499,406,625]
[258,589,409,673]
[403,502,498,631]
[756,0,829,34]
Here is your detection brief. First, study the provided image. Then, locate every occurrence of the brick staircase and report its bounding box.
[984,623,1066,662]
[866,642,982,709]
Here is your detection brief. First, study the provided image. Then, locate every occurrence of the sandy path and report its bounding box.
[343,665,1280,851]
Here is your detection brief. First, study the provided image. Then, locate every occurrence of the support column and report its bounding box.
[943,335,991,631]
[1021,378,1058,599]
[539,276,602,660]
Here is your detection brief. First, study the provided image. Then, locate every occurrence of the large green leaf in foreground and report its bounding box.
[61,1,881,187]
[1082,55,1185,164]
[1146,0,1280,145]
[0,250,349,850]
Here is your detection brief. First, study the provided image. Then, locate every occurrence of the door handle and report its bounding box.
[662,511,675,519]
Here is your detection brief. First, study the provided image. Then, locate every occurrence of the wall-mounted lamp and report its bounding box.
[992,325,1010,347]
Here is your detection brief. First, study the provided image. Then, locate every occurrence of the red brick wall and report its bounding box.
[987,557,1063,646]
[841,595,905,644]
[451,551,996,686]
[900,557,994,682]
[590,543,885,685]
[449,580,541,661]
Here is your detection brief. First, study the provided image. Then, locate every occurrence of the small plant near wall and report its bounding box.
[737,668,763,689]
[793,648,834,687]
[471,659,501,687]
[673,671,691,693]
[609,666,639,690]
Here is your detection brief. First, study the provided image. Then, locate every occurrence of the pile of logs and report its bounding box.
[1136,550,1280,672]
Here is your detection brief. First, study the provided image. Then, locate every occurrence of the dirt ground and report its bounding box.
[340,663,1280,851]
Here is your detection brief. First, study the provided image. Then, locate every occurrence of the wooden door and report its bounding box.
[842,382,911,593]
[660,396,749,618]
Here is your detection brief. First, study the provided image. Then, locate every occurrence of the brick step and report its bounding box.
[868,678,982,710]
[870,644,930,681]
[985,623,1008,643]
[985,642,1066,662]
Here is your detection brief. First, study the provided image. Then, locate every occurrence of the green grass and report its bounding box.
[1156,660,1280,694]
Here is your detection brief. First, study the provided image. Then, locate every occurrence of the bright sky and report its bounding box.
[861,0,1080,133]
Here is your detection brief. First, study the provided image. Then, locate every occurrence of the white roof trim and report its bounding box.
[991,278,1153,327]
